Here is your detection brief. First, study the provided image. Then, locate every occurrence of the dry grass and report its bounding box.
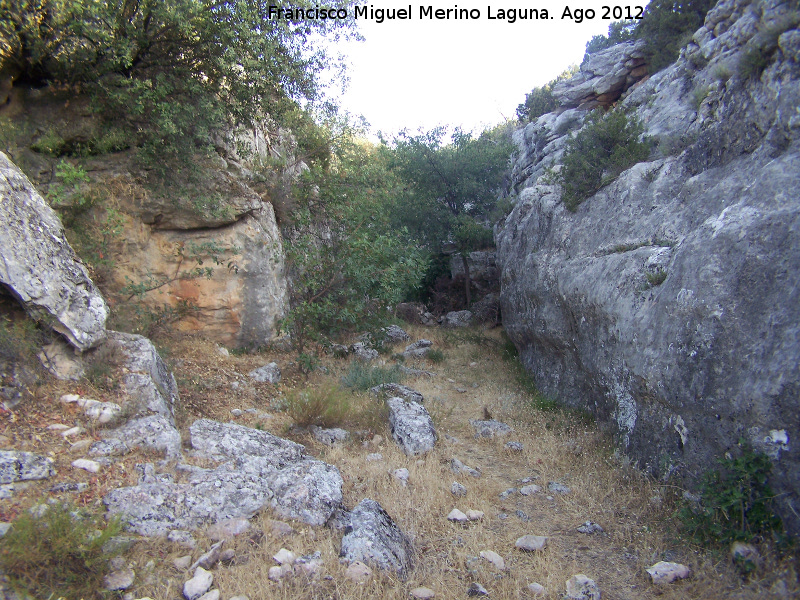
[1,326,797,599]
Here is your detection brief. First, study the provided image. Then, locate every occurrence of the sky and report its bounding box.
[323,1,628,137]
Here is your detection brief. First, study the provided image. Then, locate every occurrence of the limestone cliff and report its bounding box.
[497,0,800,535]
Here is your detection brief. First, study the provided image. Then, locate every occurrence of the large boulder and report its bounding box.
[387,397,437,456]
[497,0,800,536]
[0,152,108,350]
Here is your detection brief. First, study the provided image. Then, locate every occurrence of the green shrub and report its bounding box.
[645,269,668,287]
[0,318,44,367]
[678,443,783,547]
[0,504,123,600]
[558,109,651,211]
[341,362,405,391]
[516,66,578,123]
[285,383,352,428]
[691,84,710,111]
[427,349,446,363]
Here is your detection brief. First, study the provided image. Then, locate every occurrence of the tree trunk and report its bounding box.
[461,253,472,307]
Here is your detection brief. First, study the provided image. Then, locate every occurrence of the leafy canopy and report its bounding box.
[516,65,578,123]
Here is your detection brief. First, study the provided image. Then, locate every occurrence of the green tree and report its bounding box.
[0,0,357,166]
[516,65,578,123]
[390,127,511,305]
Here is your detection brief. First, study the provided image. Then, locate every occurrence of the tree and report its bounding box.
[390,127,511,305]
[516,65,578,123]
[0,0,358,166]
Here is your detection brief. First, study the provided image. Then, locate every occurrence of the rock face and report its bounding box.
[0,152,108,350]
[497,0,800,535]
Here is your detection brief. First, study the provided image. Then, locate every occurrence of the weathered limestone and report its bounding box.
[0,152,108,350]
[0,450,55,484]
[340,499,414,578]
[387,397,437,456]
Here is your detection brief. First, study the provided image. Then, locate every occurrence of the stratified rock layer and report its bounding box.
[497,0,800,535]
[0,152,108,350]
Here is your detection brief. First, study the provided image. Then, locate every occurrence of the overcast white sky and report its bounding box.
[325,1,632,137]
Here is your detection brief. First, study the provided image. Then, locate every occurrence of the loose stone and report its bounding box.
[173,556,192,571]
[505,441,524,452]
[448,508,469,522]
[515,535,547,552]
[519,485,540,496]
[480,550,505,570]
[393,468,410,485]
[196,589,219,600]
[71,458,101,473]
[527,582,545,596]
[577,521,603,534]
[646,561,691,584]
[191,541,223,570]
[104,568,135,591]
[467,582,489,596]
[411,587,436,599]
[183,567,213,600]
[451,481,467,497]
[499,487,517,499]
[273,548,297,565]
[548,482,570,494]
[466,510,484,521]
[345,561,373,583]
[565,574,600,600]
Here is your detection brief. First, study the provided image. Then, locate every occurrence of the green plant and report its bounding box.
[516,66,578,122]
[427,349,445,364]
[645,269,668,287]
[712,64,733,83]
[285,383,352,428]
[297,352,320,375]
[341,362,405,391]
[678,443,783,547]
[0,503,123,600]
[691,84,711,111]
[0,317,44,367]
[558,109,651,211]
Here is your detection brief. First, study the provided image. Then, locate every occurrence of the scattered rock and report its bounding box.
[565,574,600,600]
[69,439,93,453]
[366,453,383,462]
[351,342,379,362]
[191,541,223,570]
[451,482,467,497]
[548,482,570,495]
[61,426,83,438]
[90,414,181,459]
[469,419,512,438]
[206,518,251,541]
[730,541,759,566]
[450,458,481,478]
[467,582,489,596]
[370,383,424,404]
[387,397,437,455]
[403,339,433,358]
[442,311,473,328]
[71,458,101,473]
[480,550,505,571]
[447,509,469,523]
[173,556,192,571]
[499,488,517,499]
[104,568,135,591]
[519,485,540,496]
[183,567,213,600]
[392,468,410,486]
[273,548,297,566]
[515,535,547,552]
[270,520,296,537]
[268,565,288,582]
[466,510,484,521]
[0,523,11,537]
[577,521,603,534]
[504,441,523,452]
[340,499,414,578]
[0,450,55,484]
[248,362,281,383]
[311,426,351,446]
[410,587,436,599]
[295,551,324,577]
[526,582,545,596]
[646,561,690,584]
[219,548,236,564]
[382,324,410,343]
[344,561,373,584]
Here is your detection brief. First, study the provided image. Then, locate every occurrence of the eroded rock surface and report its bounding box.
[387,397,437,456]
[340,499,414,578]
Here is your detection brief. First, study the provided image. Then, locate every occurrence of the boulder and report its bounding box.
[340,498,414,578]
[0,152,108,350]
[387,397,437,455]
[403,339,433,358]
[0,451,55,484]
[441,311,473,328]
[248,362,281,383]
[497,0,800,535]
[370,383,424,404]
[381,324,410,343]
[469,419,513,438]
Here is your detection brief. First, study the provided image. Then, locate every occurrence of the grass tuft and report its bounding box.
[285,383,352,428]
[341,362,405,391]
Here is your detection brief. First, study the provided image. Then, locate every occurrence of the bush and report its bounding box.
[516,66,578,123]
[427,349,446,364]
[341,362,405,391]
[0,504,123,600]
[558,109,651,211]
[678,443,783,547]
[285,383,352,428]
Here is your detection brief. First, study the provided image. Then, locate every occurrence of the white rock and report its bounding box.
[47,424,70,430]
[183,566,213,600]
[577,521,604,534]
[393,468,410,485]
[646,561,691,584]
[447,508,468,522]
[527,582,545,596]
[515,535,547,552]
[69,439,92,453]
[61,426,83,438]
[60,394,81,404]
[104,568,135,590]
[173,555,192,571]
[466,510,484,521]
[565,574,600,600]
[268,565,285,582]
[196,590,219,600]
[451,481,467,496]
[520,484,540,495]
[366,453,383,462]
[345,561,372,583]
[273,548,297,565]
[480,549,505,570]
[410,587,436,599]
[71,458,101,473]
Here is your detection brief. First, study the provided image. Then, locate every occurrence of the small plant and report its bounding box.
[285,383,352,428]
[691,84,711,111]
[297,352,320,375]
[341,362,405,391]
[712,64,732,83]
[0,317,44,368]
[427,349,445,363]
[646,269,668,287]
[678,443,783,547]
[0,503,123,600]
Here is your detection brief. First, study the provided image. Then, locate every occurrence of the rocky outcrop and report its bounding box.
[0,152,108,350]
[450,251,499,283]
[387,397,437,455]
[497,0,800,535]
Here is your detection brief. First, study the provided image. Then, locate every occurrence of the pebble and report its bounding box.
[345,561,373,583]
[577,521,604,534]
[480,550,505,570]
[451,458,481,477]
[646,561,690,584]
[519,484,540,496]
[393,468,410,485]
[411,587,435,599]
[499,487,517,499]
[69,439,92,453]
[231,409,243,417]
[183,567,213,600]
[71,458,101,473]
[61,426,83,438]
[548,482,570,494]
[104,568,135,591]
[47,423,70,430]
[467,582,489,596]
[505,441,524,452]
[173,555,192,570]
[515,535,547,552]
[451,481,467,497]
[447,508,469,522]
[372,435,384,446]
[273,548,297,565]
[565,574,600,600]
[466,510,484,521]
[219,548,236,564]
[196,591,220,600]
[366,453,383,462]
[295,551,324,577]
[527,582,545,596]
[191,541,223,570]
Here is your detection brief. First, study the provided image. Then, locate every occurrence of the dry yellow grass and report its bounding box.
[2,325,796,599]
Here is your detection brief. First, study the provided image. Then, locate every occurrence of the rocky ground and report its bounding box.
[1,324,797,600]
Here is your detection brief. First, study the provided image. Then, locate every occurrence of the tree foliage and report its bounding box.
[516,66,578,123]
[0,0,357,164]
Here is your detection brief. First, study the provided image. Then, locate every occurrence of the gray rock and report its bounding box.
[206,518,251,541]
[646,561,691,584]
[248,362,281,383]
[0,451,55,484]
[403,339,433,358]
[498,0,800,536]
[330,344,349,357]
[0,523,10,537]
[0,152,108,350]
[451,482,467,497]
[441,311,473,328]
[190,541,224,570]
[168,530,197,548]
[196,590,219,600]
[548,482,570,495]
[392,468,410,486]
[190,419,306,466]
[450,251,499,283]
[519,485,540,496]
[90,415,181,460]
[387,397,437,455]
[447,508,468,522]
[469,419,512,438]
[504,441,523,452]
[577,521,604,534]
[311,426,351,446]
[341,499,414,578]
[183,567,213,600]
[104,568,135,591]
[38,338,85,380]
[382,324,410,343]
[370,383,424,403]
[467,582,489,596]
[565,574,600,600]
[265,458,343,526]
[499,488,517,499]
[350,342,378,362]
[450,458,481,478]
[515,535,547,552]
